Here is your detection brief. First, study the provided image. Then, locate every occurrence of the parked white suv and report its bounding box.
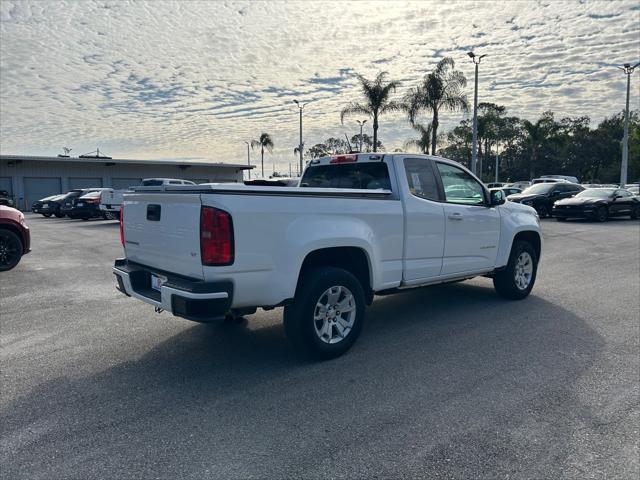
[113,154,542,358]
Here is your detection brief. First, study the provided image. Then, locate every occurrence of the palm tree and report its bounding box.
[403,122,432,154]
[340,72,402,152]
[521,119,548,180]
[404,57,469,155]
[251,133,274,177]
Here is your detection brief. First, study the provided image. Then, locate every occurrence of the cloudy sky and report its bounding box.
[1,0,639,174]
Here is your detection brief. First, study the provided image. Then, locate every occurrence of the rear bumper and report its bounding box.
[112,258,233,322]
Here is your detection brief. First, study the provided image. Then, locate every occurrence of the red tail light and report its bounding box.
[200,206,234,266]
[330,154,358,164]
[119,206,124,247]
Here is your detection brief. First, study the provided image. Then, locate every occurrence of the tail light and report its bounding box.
[200,206,234,266]
[119,206,124,247]
[85,198,100,204]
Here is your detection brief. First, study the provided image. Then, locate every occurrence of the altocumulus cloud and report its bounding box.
[1,0,639,173]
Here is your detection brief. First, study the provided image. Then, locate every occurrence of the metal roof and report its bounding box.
[0,154,254,170]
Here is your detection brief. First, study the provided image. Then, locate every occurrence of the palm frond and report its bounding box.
[340,102,372,124]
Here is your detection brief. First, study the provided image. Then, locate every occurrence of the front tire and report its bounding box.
[493,240,538,300]
[537,204,549,218]
[54,212,64,218]
[595,206,608,222]
[283,267,365,359]
[42,213,52,218]
[0,229,23,272]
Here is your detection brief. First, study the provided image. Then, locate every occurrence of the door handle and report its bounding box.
[448,212,463,220]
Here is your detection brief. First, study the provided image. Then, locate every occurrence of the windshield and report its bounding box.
[576,189,614,198]
[141,179,163,186]
[521,183,555,195]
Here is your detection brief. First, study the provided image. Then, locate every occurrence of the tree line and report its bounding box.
[254,57,639,182]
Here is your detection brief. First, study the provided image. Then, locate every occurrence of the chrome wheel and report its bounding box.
[313,286,356,344]
[514,252,533,290]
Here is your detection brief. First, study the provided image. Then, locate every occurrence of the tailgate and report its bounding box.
[122,193,204,279]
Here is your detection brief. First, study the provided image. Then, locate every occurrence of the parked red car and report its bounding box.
[0,206,31,271]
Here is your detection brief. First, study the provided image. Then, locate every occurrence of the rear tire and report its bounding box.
[493,240,538,300]
[54,212,64,218]
[42,213,52,218]
[630,205,639,220]
[283,267,365,359]
[0,229,23,272]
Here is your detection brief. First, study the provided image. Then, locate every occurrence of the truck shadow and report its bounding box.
[2,282,606,478]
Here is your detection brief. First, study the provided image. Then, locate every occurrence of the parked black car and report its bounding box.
[65,190,112,220]
[507,182,584,217]
[32,194,66,217]
[59,189,99,218]
[0,190,15,208]
[553,188,640,221]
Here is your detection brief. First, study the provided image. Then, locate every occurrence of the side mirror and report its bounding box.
[490,189,506,206]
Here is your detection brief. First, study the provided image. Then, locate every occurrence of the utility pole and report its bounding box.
[618,62,639,186]
[243,141,251,179]
[293,100,308,176]
[356,119,367,151]
[468,51,487,177]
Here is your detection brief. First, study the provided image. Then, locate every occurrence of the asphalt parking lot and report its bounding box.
[1,214,639,479]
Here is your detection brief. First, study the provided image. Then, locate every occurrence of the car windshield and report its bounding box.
[576,189,614,198]
[521,183,555,195]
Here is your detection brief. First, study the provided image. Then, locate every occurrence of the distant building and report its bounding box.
[0,154,254,210]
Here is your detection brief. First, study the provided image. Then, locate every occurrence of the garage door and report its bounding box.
[111,178,141,189]
[68,177,103,189]
[24,177,62,208]
[0,177,12,195]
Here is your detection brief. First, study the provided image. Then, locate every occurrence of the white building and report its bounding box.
[0,154,253,210]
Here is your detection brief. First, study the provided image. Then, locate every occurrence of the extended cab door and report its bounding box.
[395,156,445,282]
[434,162,501,275]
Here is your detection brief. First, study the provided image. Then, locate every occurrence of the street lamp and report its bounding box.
[468,51,487,177]
[243,141,251,179]
[356,120,367,151]
[617,62,639,186]
[293,99,308,176]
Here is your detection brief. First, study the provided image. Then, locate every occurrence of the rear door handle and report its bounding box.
[448,212,463,220]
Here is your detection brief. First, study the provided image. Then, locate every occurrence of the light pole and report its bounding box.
[356,119,367,151]
[468,51,487,177]
[617,62,639,186]
[495,141,500,183]
[243,141,251,179]
[293,100,308,176]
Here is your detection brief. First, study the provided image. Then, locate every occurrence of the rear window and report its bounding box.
[300,162,391,190]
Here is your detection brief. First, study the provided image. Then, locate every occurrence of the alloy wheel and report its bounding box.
[313,286,356,344]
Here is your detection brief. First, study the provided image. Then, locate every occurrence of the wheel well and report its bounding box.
[298,247,373,304]
[513,231,541,260]
[0,224,25,253]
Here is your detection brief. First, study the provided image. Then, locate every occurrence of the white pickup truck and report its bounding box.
[114,153,542,358]
[100,178,196,215]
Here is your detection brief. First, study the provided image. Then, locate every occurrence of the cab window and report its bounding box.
[404,158,440,201]
[436,163,485,205]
